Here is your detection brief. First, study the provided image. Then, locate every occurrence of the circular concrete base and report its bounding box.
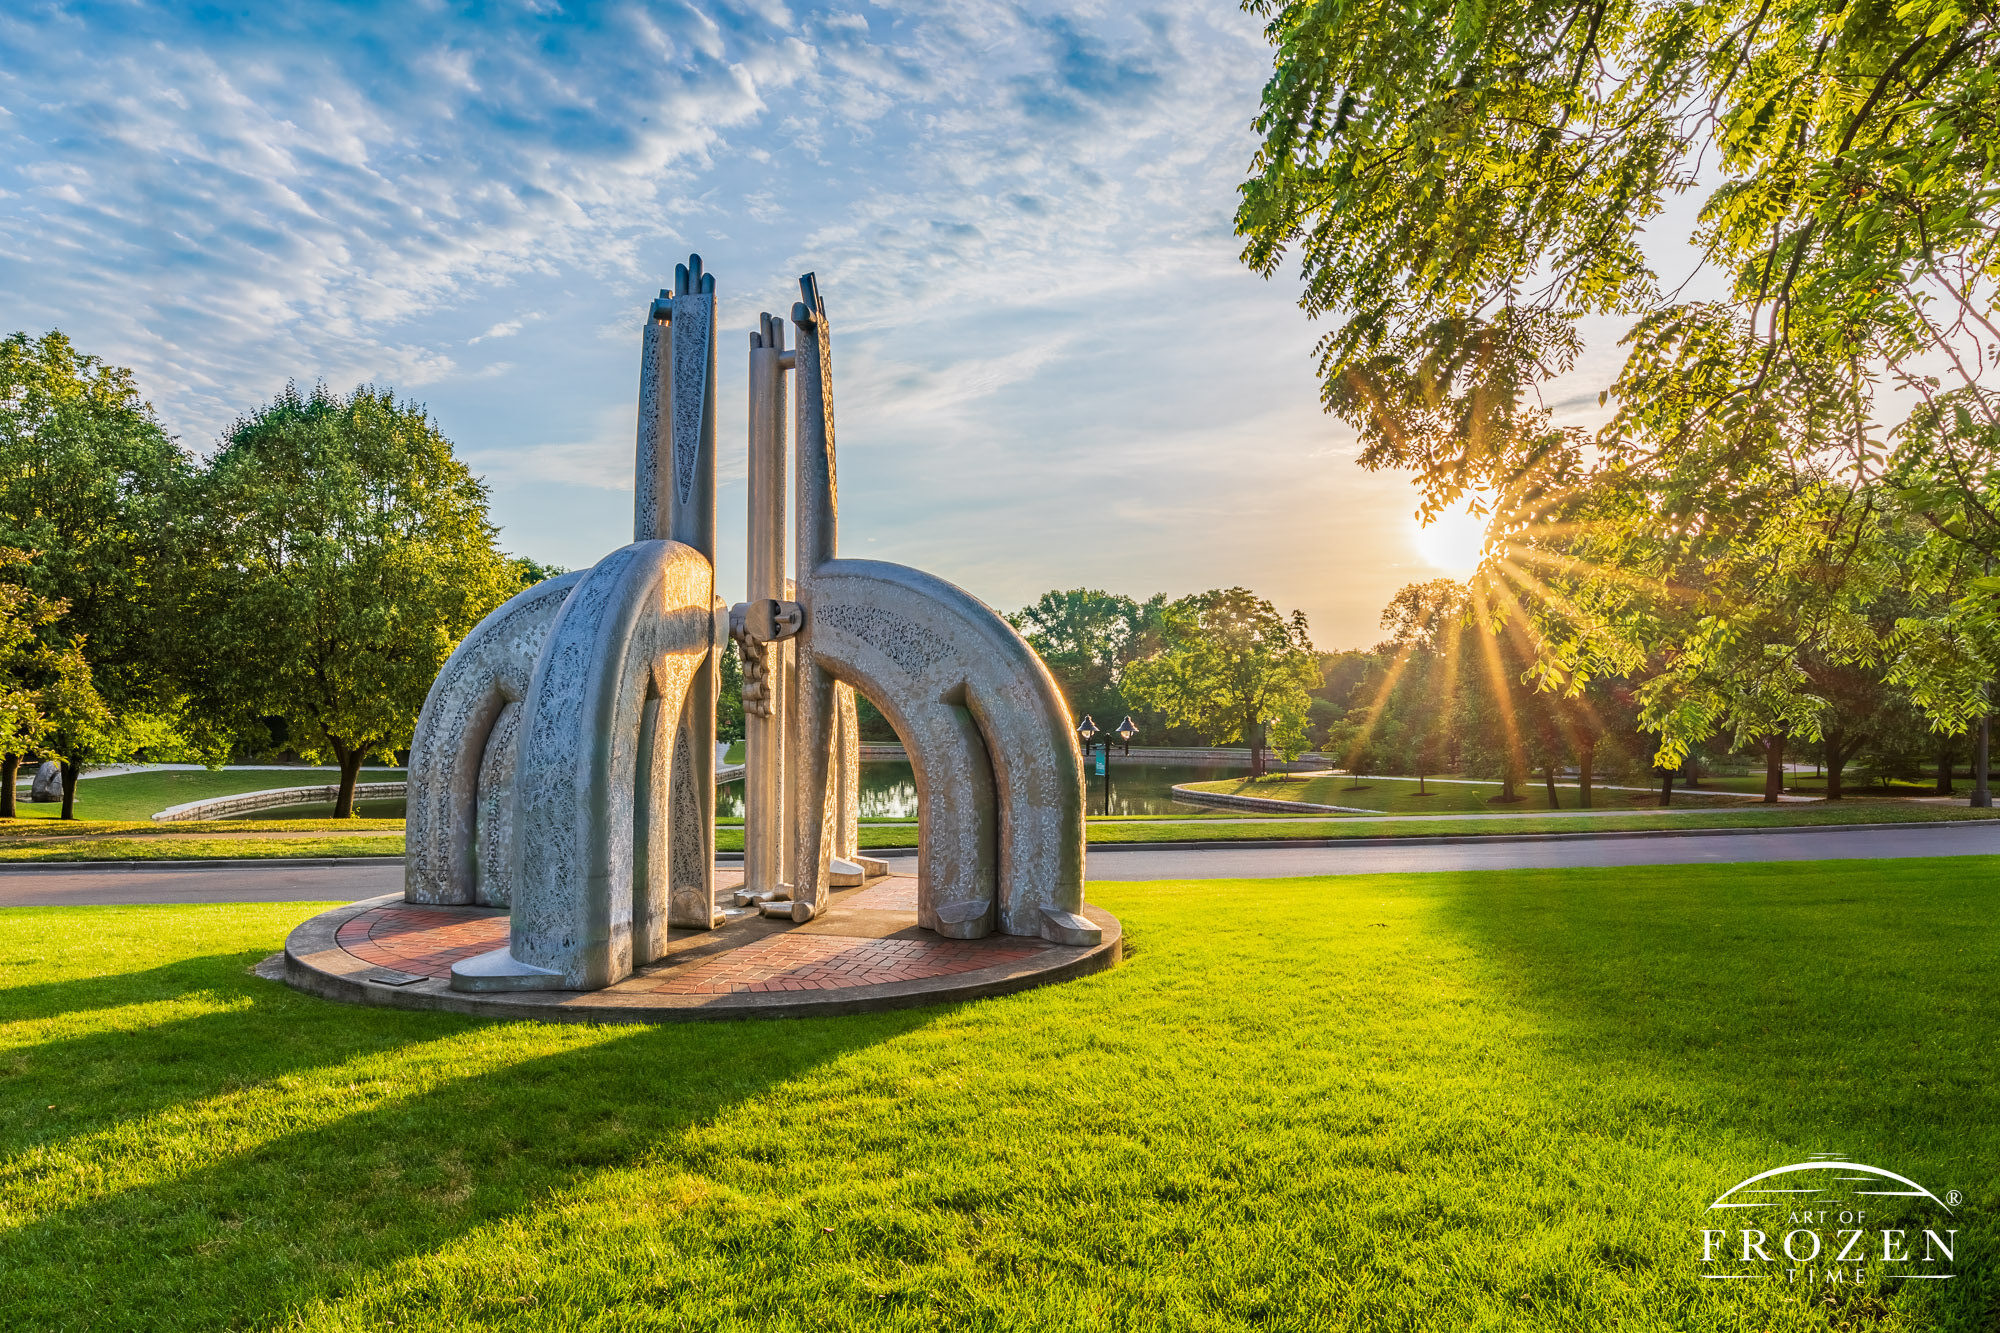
[282,872,1120,1023]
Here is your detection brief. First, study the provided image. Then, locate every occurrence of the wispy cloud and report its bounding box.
[0,1,1424,646]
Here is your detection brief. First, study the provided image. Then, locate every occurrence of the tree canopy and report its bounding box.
[1008,588,1165,728]
[1122,588,1320,773]
[1238,0,2000,762]
[194,383,515,816]
[0,330,194,807]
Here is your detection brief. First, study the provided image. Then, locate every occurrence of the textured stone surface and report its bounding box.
[412,261,721,993]
[29,761,59,802]
[404,572,584,905]
[481,538,716,990]
[473,700,522,905]
[778,274,1090,944]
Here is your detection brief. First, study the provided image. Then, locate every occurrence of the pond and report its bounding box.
[718,760,1250,819]
[229,761,1252,822]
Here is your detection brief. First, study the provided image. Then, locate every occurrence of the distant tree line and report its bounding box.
[0,330,547,818]
[1001,576,1987,804]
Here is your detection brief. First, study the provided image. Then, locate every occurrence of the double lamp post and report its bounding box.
[1076,714,1138,816]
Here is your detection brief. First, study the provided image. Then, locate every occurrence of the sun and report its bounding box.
[1411,497,1489,579]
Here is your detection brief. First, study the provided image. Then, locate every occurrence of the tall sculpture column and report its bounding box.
[787,275,842,922]
[648,257,723,933]
[740,312,792,902]
[448,256,723,994]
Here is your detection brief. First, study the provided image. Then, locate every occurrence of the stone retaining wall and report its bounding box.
[154,782,410,822]
[1168,780,1375,816]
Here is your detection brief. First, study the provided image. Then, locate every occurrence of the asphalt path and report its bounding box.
[5,822,1996,906]
[0,860,405,907]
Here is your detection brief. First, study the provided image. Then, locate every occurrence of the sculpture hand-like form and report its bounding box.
[772,275,1094,944]
[406,255,724,993]
[405,570,585,908]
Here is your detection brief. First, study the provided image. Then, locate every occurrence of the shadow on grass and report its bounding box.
[1429,856,2000,1321]
[0,949,287,1027]
[0,945,938,1330]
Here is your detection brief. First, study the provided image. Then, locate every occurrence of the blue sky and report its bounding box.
[0,1,1607,648]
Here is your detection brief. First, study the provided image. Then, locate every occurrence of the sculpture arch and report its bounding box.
[405,570,584,907]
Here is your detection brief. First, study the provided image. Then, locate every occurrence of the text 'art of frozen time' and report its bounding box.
[401,258,1097,993]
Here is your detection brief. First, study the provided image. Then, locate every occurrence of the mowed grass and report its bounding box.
[0,860,1995,1330]
[7,769,407,822]
[1696,773,1959,800]
[0,818,406,862]
[1080,802,2000,843]
[1187,772,1756,813]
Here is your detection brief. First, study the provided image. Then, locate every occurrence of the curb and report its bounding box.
[0,819,1990,874]
[1077,819,2000,853]
[0,855,407,873]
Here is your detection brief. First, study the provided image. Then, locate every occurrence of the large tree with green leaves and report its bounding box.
[1122,587,1320,774]
[1009,588,1165,727]
[1237,0,1999,757]
[0,330,196,805]
[0,547,95,818]
[195,383,514,816]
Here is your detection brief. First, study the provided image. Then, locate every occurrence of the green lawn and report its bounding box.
[1078,802,2000,843]
[1185,772,1759,814]
[0,860,1993,1329]
[8,769,407,822]
[1694,772,1958,800]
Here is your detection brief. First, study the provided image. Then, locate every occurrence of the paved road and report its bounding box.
[1054,821,2000,881]
[4,823,1998,906]
[0,860,404,907]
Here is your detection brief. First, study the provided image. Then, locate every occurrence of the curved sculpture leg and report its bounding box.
[473,699,523,904]
[787,654,839,920]
[452,541,715,992]
[827,684,866,887]
[802,560,1089,944]
[665,613,720,928]
[405,572,585,906]
[911,693,998,937]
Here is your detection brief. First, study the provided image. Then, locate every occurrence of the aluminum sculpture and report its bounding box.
[400,258,1093,995]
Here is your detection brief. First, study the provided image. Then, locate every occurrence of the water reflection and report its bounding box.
[716,760,1250,819]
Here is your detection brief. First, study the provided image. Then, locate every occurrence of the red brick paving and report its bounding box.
[336,905,505,979]
[632,931,1043,995]
[333,877,1046,992]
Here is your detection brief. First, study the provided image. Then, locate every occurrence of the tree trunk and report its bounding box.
[59,759,80,821]
[1544,762,1559,809]
[0,754,16,819]
[1578,741,1594,808]
[1658,767,1674,807]
[334,743,366,819]
[1977,712,1993,809]
[1936,735,1955,795]
[1763,733,1786,804]
[1824,727,1851,801]
[1684,753,1702,788]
